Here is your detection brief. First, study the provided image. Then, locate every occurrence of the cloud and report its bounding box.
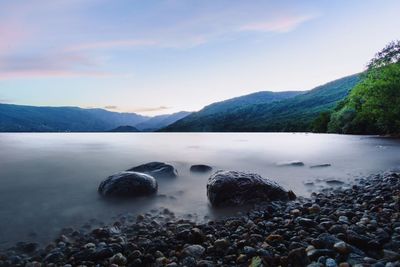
[0,70,112,80]
[0,20,29,55]
[239,14,317,33]
[66,39,159,51]
[104,105,118,110]
[130,106,171,113]
[0,51,114,80]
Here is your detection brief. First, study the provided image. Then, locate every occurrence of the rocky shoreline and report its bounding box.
[1,170,400,267]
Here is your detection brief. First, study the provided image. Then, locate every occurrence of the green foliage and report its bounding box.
[328,41,400,135]
[367,40,400,70]
[312,111,331,133]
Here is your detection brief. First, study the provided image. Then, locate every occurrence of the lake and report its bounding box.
[0,133,399,248]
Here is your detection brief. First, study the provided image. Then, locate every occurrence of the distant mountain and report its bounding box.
[0,104,189,132]
[135,111,192,131]
[109,125,140,132]
[162,74,361,132]
[86,109,148,127]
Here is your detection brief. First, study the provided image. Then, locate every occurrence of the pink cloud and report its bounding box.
[0,70,112,80]
[0,51,112,80]
[66,39,159,51]
[0,21,28,55]
[239,14,316,33]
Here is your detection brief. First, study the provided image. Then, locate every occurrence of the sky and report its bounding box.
[0,0,399,115]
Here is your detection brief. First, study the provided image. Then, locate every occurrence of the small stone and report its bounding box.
[236,254,247,264]
[182,245,205,259]
[130,250,142,258]
[266,234,284,242]
[333,241,350,254]
[307,249,336,261]
[325,258,338,267]
[288,247,310,266]
[214,239,229,250]
[182,256,196,267]
[291,209,301,216]
[309,204,321,213]
[298,218,318,228]
[84,242,96,249]
[338,216,349,224]
[243,246,256,256]
[111,253,127,266]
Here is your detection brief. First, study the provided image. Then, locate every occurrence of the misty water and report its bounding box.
[0,133,400,248]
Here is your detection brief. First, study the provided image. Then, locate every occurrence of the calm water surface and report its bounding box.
[0,133,399,248]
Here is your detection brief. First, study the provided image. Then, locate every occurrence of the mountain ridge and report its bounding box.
[0,103,190,132]
[162,74,361,132]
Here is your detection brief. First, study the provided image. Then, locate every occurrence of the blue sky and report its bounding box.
[0,0,399,115]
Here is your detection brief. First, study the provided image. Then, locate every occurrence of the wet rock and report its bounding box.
[236,254,247,264]
[214,239,230,250]
[333,241,351,254]
[325,179,344,185]
[182,245,205,259]
[307,249,336,261]
[15,242,38,254]
[277,161,305,167]
[127,162,178,178]
[309,204,321,213]
[188,227,205,244]
[190,164,212,173]
[325,258,338,267]
[298,218,318,228]
[98,171,158,197]
[206,170,295,207]
[44,251,64,263]
[288,247,310,267]
[111,253,127,266]
[310,164,331,168]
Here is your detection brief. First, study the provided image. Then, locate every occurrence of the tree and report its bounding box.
[312,111,331,133]
[328,40,400,135]
[367,40,400,70]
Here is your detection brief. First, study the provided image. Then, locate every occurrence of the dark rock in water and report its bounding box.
[190,164,212,173]
[127,162,177,178]
[325,179,344,185]
[206,170,296,207]
[310,164,331,168]
[98,171,158,197]
[277,161,304,167]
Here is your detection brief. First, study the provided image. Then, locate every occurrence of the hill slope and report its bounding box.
[163,74,361,132]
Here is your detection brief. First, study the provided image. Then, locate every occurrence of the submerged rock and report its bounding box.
[310,164,331,168]
[325,179,344,185]
[190,164,212,173]
[206,170,296,207]
[127,162,177,178]
[276,161,304,167]
[98,171,158,197]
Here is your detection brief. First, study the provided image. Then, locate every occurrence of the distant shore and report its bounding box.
[1,169,399,266]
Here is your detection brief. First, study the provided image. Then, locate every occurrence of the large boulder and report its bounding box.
[98,171,158,197]
[190,164,212,173]
[206,170,295,207]
[127,162,177,178]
